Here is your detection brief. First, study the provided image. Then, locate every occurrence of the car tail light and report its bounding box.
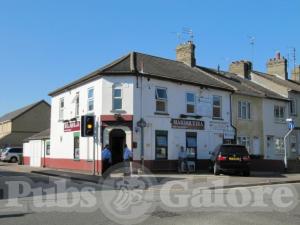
[217,155,227,161]
[242,155,251,161]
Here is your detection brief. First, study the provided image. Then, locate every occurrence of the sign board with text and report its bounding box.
[64,121,81,132]
[171,119,205,130]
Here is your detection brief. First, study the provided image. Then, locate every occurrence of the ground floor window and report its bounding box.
[46,141,50,156]
[237,136,251,152]
[186,132,197,159]
[155,130,168,159]
[275,137,284,155]
[290,134,297,153]
[74,132,80,160]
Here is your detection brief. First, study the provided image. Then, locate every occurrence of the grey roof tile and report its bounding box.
[0,100,50,123]
[49,52,233,96]
[198,67,288,101]
[27,128,50,141]
[252,71,300,92]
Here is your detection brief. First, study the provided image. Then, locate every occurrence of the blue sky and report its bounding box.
[0,0,299,115]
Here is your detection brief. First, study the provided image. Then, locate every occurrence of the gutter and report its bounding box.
[229,92,237,143]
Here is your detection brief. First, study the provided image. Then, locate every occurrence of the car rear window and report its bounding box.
[220,146,249,156]
[9,148,23,153]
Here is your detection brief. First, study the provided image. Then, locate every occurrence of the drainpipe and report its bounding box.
[43,139,46,168]
[136,68,146,173]
[229,92,237,144]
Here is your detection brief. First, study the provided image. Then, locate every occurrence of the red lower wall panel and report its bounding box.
[23,156,30,165]
[40,158,284,174]
[43,158,102,173]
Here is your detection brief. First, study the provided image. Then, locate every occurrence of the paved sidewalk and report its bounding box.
[1,162,300,189]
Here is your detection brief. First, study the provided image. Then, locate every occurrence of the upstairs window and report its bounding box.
[155,87,168,113]
[75,92,80,117]
[290,99,297,116]
[186,93,196,114]
[238,101,251,120]
[113,84,122,110]
[59,98,64,121]
[274,105,285,122]
[212,96,222,119]
[88,88,94,112]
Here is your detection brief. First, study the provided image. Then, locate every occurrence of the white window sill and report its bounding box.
[274,119,285,124]
[212,117,223,121]
[237,118,252,121]
[154,111,169,116]
[111,109,126,114]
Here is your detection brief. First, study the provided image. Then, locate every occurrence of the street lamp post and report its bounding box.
[137,118,147,173]
[284,118,295,170]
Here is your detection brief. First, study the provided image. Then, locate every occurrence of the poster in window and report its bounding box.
[197,96,212,117]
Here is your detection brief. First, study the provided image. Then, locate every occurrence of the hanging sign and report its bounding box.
[64,121,81,132]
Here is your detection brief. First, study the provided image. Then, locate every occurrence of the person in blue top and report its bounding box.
[123,144,133,176]
[102,144,112,175]
[178,146,189,173]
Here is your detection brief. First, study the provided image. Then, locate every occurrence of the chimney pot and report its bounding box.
[176,42,196,67]
[266,51,288,79]
[276,51,281,59]
[229,60,253,79]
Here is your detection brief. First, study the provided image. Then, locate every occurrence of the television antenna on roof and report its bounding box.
[248,36,255,62]
[170,32,183,44]
[182,27,194,42]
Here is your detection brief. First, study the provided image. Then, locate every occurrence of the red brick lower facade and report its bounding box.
[30,158,286,174]
[43,158,102,173]
[23,156,30,165]
[139,159,286,173]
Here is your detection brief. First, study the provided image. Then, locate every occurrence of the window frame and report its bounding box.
[112,84,123,111]
[155,130,168,160]
[186,132,197,159]
[155,87,168,113]
[274,137,284,155]
[87,88,94,113]
[274,105,285,122]
[186,92,196,114]
[238,100,251,120]
[45,141,50,156]
[73,132,80,160]
[237,136,251,152]
[59,97,64,121]
[75,92,80,117]
[290,98,297,116]
[212,95,222,119]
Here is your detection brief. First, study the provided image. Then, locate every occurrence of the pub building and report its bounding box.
[46,42,235,173]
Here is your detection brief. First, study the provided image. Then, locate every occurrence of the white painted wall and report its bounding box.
[262,98,289,159]
[50,75,233,163]
[23,139,48,167]
[133,77,232,160]
[50,79,103,161]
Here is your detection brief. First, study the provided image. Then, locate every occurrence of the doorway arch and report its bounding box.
[109,129,126,165]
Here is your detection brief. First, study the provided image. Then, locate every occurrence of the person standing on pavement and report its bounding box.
[102,144,112,175]
[123,144,133,176]
[178,146,189,173]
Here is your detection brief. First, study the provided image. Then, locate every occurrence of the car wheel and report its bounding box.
[10,157,17,163]
[213,163,220,175]
[208,162,213,173]
[243,170,250,177]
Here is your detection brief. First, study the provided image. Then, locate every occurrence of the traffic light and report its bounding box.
[81,115,95,137]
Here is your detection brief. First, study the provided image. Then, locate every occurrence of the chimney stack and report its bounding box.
[229,60,253,79]
[176,41,196,67]
[266,52,288,80]
[291,66,300,82]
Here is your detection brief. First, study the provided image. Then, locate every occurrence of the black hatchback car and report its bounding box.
[209,144,251,176]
